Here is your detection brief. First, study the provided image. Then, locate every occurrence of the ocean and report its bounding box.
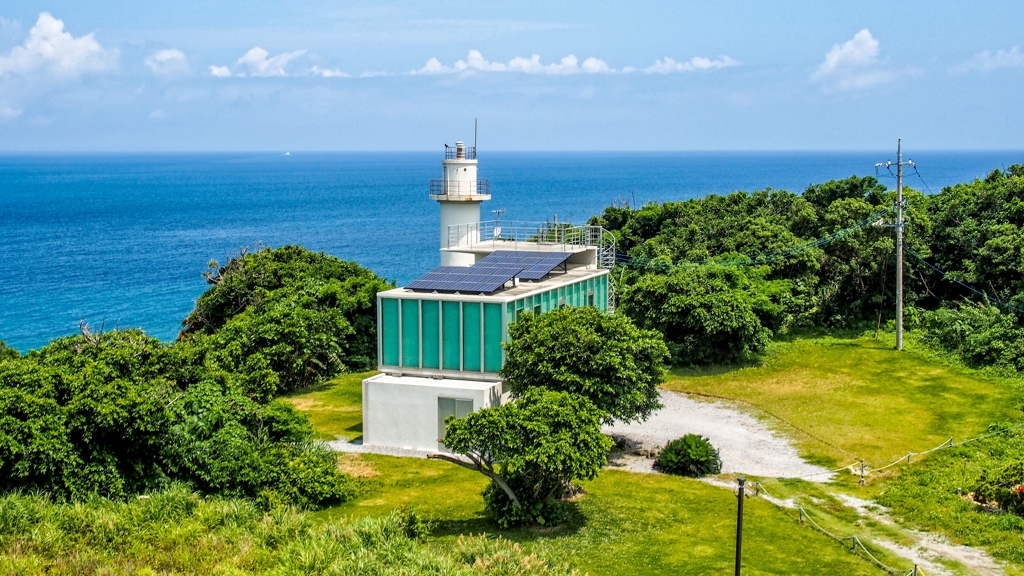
[1,150,1020,352]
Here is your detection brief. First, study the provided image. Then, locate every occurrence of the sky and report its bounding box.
[0,1,1022,151]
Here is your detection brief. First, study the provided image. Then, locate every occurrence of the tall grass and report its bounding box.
[0,485,573,575]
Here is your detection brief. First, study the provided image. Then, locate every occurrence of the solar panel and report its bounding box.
[405,251,574,293]
[476,251,572,281]
[406,264,523,293]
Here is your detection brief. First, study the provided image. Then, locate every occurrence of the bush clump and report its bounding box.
[655,434,722,477]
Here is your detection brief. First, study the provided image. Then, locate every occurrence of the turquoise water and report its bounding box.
[1,151,1020,352]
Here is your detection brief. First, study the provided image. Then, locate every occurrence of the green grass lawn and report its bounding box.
[321,454,888,575]
[662,333,1023,466]
[293,339,1024,575]
[282,371,371,441]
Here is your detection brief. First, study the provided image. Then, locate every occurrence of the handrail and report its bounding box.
[429,179,490,196]
[445,220,609,253]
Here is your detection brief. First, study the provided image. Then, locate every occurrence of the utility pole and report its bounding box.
[875,139,914,351]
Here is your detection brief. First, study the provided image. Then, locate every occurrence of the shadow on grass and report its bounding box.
[430,501,587,542]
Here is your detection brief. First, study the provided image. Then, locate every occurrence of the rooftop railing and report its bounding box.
[445,145,476,160]
[430,179,490,197]
[446,220,615,261]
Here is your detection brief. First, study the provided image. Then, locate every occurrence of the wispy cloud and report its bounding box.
[0,12,118,77]
[811,29,895,91]
[309,65,348,77]
[210,47,307,77]
[644,56,738,74]
[237,47,307,77]
[0,105,22,122]
[412,50,611,75]
[950,46,1024,73]
[145,49,189,77]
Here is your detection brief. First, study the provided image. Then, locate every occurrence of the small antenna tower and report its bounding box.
[874,138,915,351]
[474,118,478,154]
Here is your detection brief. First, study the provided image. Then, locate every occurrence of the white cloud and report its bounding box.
[413,50,612,75]
[359,70,390,77]
[644,55,739,74]
[309,65,348,77]
[145,48,189,77]
[812,29,895,91]
[148,109,165,120]
[951,46,1024,73]
[0,105,22,122]
[0,12,118,77]
[235,47,307,77]
[581,57,610,74]
[209,65,232,77]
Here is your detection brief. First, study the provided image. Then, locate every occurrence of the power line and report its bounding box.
[906,248,1024,315]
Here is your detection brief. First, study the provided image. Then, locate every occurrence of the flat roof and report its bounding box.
[380,264,608,302]
[364,372,499,391]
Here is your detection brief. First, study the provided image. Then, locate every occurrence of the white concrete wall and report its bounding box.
[439,201,481,266]
[362,374,501,451]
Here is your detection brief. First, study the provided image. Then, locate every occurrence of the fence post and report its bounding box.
[906,452,911,464]
[860,460,865,486]
[735,477,746,576]
[798,508,804,524]
[912,564,918,576]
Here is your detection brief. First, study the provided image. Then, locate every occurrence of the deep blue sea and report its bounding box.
[1,151,1021,352]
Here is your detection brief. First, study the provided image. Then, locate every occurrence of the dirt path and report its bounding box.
[603,390,833,479]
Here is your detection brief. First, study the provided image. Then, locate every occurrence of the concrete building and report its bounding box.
[361,140,616,452]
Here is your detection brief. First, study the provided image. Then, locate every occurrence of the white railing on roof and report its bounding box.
[446,220,616,268]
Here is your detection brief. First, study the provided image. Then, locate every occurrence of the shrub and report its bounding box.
[655,434,722,477]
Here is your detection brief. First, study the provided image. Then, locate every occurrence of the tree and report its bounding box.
[429,388,612,527]
[500,306,668,424]
[622,266,786,365]
[0,329,352,507]
[180,245,393,388]
[182,242,393,373]
[0,342,18,362]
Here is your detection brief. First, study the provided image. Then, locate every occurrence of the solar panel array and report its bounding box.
[405,265,523,294]
[477,251,573,280]
[405,251,574,294]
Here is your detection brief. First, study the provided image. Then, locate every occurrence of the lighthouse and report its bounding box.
[429,141,490,266]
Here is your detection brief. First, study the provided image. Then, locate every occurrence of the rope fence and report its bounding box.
[725,422,1024,573]
[750,481,925,576]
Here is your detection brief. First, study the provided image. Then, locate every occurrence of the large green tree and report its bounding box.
[429,388,612,527]
[500,306,668,423]
[180,245,393,395]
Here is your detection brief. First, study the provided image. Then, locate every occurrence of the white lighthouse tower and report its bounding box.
[429,140,490,266]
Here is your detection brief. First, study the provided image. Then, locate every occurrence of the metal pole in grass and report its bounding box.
[735,477,746,576]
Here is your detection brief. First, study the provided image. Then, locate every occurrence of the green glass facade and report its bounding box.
[378,272,609,376]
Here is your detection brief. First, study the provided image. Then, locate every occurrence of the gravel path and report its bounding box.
[325,439,430,459]
[603,390,833,479]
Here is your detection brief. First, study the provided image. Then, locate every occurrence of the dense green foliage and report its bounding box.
[182,245,393,394]
[0,330,351,507]
[0,343,17,362]
[919,301,1024,373]
[0,486,573,575]
[436,388,612,528]
[878,428,1024,564]
[654,434,722,477]
[0,245,395,506]
[500,307,668,423]
[593,166,1024,365]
